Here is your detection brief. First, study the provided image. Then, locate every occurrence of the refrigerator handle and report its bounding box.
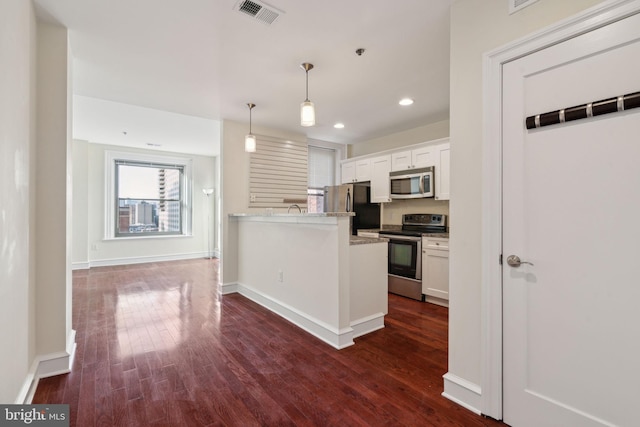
[345,188,351,212]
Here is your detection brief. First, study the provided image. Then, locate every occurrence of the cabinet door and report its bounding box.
[435,144,450,200]
[422,249,449,300]
[422,238,449,301]
[412,146,436,169]
[341,161,355,184]
[370,155,391,203]
[391,150,412,171]
[355,159,372,182]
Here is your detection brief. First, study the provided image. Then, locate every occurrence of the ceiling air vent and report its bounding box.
[509,0,540,15]
[234,0,284,25]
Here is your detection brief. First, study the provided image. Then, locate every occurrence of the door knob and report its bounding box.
[506,255,534,267]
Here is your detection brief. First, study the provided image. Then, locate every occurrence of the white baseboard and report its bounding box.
[17,329,76,404]
[351,313,385,338]
[221,281,239,295]
[80,252,212,270]
[72,261,90,270]
[235,283,355,350]
[442,372,482,415]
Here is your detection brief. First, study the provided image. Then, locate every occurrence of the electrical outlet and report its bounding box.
[278,270,284,283]
[250,194,256,202]
[91,243,97,251]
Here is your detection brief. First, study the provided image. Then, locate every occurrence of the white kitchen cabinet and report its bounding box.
[341,159,371,183]
[341,161,355,184]
[391,150,412,171]
[370,155,391,203]
[355,158,371,182]
[412,146,437,169]
[391,146,436,171]
[422,237,449,306]
[434,143,450,201]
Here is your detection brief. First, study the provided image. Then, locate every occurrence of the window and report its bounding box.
[307,145,336,213]
[106,151,192,239]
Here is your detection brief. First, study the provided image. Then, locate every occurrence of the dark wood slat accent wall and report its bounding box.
[526,91,640,129]
[32,259,504,426]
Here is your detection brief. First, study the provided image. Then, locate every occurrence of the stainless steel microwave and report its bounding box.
[390,166,434,199]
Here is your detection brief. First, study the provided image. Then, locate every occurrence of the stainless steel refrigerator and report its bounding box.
[323,183,381,235]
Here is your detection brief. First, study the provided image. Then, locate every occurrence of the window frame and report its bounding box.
[105,150,193,240]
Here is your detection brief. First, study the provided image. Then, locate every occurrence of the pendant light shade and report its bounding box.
[245,103,256,153]
[301,100,315,127]
[300,63,315,127]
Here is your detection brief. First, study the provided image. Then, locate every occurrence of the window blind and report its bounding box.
[308,145,335,190]
[249,135,308,207]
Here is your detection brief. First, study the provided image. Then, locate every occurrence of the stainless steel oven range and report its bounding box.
[379,213,447,301]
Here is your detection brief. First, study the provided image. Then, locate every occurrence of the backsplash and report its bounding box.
[381,198,450,228]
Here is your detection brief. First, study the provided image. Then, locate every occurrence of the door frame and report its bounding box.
[480,0,640,419]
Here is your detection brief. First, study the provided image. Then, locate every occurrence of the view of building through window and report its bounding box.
[116,162,183,236]
[307,188,324,213]
[307,145,335,213]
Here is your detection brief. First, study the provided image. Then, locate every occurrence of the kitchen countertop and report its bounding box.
[359,226,449,239]
[350,235,389,246]
[229,212,354,217]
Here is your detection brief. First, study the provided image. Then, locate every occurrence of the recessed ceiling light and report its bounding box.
[399,98,414,106]
[334,123,345,129]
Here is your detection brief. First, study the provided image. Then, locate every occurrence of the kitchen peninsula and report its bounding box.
[226,213,388,349]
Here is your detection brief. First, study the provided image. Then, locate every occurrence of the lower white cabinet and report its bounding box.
[422,237,449,305]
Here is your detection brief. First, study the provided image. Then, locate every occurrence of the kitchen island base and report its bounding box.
[226,214,388,349]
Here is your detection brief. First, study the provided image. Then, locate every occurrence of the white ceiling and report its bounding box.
[34,0,453,157]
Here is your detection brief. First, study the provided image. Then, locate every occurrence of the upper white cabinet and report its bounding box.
[391,146,436,171]
[434,143,450,201]
[341,158,372,183]
[340,137,449,201]
[355,159,371,182]
[390,150,412,171]
[341,161,355,184]
[370,155,391,203]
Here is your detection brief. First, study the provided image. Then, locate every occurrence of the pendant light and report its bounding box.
[245,103,256,153]
[300,63,315,127]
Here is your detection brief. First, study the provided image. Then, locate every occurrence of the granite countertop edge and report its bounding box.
[349,236,389,246]
[229,212,355,218]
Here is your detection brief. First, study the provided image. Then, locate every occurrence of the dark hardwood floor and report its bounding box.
[33,258,504,426]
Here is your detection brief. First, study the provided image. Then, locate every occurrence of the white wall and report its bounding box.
[349,119,449,158]
[381,199,450,226]
[72,141,217,267]
[72,140,89,265]
[0,3,76,402]
[448,0,604,397]
[220,120,307,286]
[36,21,73,358]
[0,0,37,404]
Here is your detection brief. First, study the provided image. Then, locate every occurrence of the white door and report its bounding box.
[502,12,640,427]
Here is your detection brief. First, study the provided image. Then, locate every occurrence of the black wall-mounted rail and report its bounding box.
[526,91,640,130]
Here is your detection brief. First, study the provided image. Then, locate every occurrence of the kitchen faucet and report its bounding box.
[287,204,302,213]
